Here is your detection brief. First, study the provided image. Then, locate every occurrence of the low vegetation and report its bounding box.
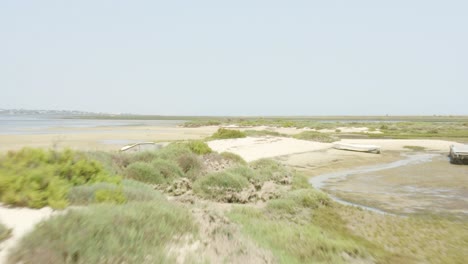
[229,188,383,264]
[209,128,246,140]
[8,201,197,264]
[125,159,183,185]
[338,206,468,264]
[403,145,427,151]
[0,222,11,242]
[250,158,292,184]
[68,179,162,205]
[0,148,120,209]
[193,171,250,200]
[293,131,338,143]
[185,140,212,155]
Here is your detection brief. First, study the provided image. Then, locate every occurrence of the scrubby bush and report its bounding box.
[249,158,291,183]
[0,148,120,209]
[124,159,183,185]
[124,162,160,183]
[225,166,257,182]
[69,180,163,205]
[94,188,126,204]
[157,143,192,160]
[220,152,247,165]
[177,153,204,180]
[7,202,197,264]
[120,179,164,202]
[193,171,249,200]
[0,222,11,242]
[186,140,212,155]
[210,128,246,140]
[286,189,331,209]
[293,131,337,143]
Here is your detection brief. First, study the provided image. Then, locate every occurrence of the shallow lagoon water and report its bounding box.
[310,153,468,216]
[0,115,185,135]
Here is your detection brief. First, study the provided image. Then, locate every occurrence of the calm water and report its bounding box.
[0,115,185,135]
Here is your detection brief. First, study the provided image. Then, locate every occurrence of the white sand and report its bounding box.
[208,136,332,162]
[208,136,460,163]
[0,206,56,264]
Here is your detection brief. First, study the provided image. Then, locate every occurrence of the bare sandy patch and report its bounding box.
[208,136,332,162]
[0,205,58,264]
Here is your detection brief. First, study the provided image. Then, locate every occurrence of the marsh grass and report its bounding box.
[228,189,388,264]
[338,205,468,264]
[0,222,11,242]
[249,159,292,184]
[7,201,197,264]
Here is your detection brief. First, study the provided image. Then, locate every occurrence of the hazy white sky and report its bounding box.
[1,1,467,115]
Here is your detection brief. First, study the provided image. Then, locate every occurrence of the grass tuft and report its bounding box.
[7,201,197,264]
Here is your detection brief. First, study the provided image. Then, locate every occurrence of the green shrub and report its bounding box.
[210,128,246,140]
[225,166,258,182]
[7,202,197,264]
[0,148,119,209]
[151,159,184,183]
[186,140,212,155]
[193,171,250,200]
[250,159,291,183]
[157,143,192,160]
[0,222,11,242]
[94,188,126,204]
[177,153,204,180]
[69,180,163,205]
[124,162,160,183]
[121,179,164,202]
[293,131,337,143]
[124,159,183,185]
[220,152,247,165]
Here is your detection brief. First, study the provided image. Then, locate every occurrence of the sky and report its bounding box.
[1,1,467,116]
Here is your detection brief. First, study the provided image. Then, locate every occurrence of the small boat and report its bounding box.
[333,143,381,154]
[120,142,158,152]
[449,145,468,164]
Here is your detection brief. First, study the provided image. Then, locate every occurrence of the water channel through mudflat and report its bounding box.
[309,153,468,216]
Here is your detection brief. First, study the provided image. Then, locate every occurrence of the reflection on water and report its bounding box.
[0,115,185,135]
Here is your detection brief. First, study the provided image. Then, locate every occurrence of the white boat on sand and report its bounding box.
[333,143,381,154]
[120,142,159,152]
[449,145,468,164]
